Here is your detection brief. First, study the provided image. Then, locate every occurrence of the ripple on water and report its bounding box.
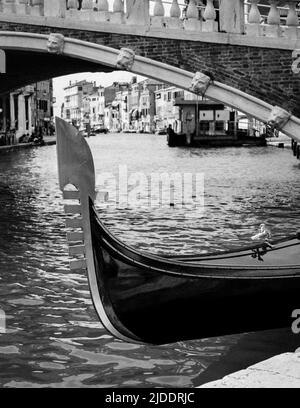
[146,376,194,387]
[105,342,142,351]
[8,298,45,306]
[0,346,20,355]
[0,136,299,387]
[37,362,66,370]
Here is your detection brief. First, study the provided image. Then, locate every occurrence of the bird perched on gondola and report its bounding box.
[251,224,272,245]
[251,224,273,261]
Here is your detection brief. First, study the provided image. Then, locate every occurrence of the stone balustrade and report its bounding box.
[0,0,220,32]
[0,1,299,41]
[245,0,300,39]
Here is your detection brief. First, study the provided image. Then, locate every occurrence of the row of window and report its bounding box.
[156,91,184,101]
[38,100,48,112]
[199,121,225,131]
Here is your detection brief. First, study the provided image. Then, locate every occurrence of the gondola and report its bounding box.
[56,118,300,345]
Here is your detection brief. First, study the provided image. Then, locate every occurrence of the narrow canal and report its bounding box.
[0,133,299,387]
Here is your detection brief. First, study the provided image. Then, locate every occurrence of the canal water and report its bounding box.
[0,133,299,388]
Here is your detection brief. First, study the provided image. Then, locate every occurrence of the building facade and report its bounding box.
[128,77,142,132]
[154,86,184,133]
[62,81,117,133]
[34,80,54,136]
[139,79,161,133]
[0,80,53,145]
[103,84,117,131]
[89,87,105,129]
[59,76,262,139]
[105,77,163,133]
[62,80,94,129]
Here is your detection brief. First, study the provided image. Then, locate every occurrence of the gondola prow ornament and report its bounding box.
[56,117,140,344]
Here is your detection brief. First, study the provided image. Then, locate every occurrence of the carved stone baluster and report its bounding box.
[2,0,16,14]
[67,0,78,9]
[166,0,183,29]
[246,0,263,36]
[170,0,180,18]
[248,0,261,23]
[110,0,124,24]
[66,0,79,19]
[265,0,281,37]
[202,0,217,32]
[219,0,244,34]
[95,0,109,22]
[184,0,201,31]
[113,0,123,12]
[82,0,92,9]
[30,0,44,16]
[151,0,165,28]
[79,0,94,20]
[98,0,108,11]
[44,0,66,18]
[287,1,299,25]
[267,0,280,24]
[126,0,150,27]
[153,0,164,17]
[15,0,28,15]
[284,1,299,39]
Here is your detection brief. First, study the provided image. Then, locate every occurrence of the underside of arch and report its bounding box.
[0,50,113,94]
[0,31,299,142]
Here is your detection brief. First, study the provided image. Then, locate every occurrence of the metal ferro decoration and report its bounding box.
[116,48,135,71]
[47,33,65,55]
[190,71,212,96]
[267,106,291,130]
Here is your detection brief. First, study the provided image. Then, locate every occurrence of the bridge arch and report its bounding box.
[1,31,300,142]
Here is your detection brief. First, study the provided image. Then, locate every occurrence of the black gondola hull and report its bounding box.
[90,203,300,345]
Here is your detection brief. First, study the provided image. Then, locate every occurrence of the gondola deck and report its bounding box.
[56,118,300,345]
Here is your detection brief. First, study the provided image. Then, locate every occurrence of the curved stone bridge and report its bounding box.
[2,30,300,144]
[1,1,300,117]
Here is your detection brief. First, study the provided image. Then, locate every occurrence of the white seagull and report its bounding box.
[251,223,272,241]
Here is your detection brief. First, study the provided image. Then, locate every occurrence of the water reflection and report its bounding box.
[0,134,299,387]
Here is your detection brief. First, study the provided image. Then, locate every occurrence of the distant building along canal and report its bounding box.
[0,80,54,146]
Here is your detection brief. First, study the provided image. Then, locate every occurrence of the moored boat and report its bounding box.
[56,118,300,345]
[168,101,268,147]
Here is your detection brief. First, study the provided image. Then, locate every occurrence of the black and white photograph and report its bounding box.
[0,0,300,392]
